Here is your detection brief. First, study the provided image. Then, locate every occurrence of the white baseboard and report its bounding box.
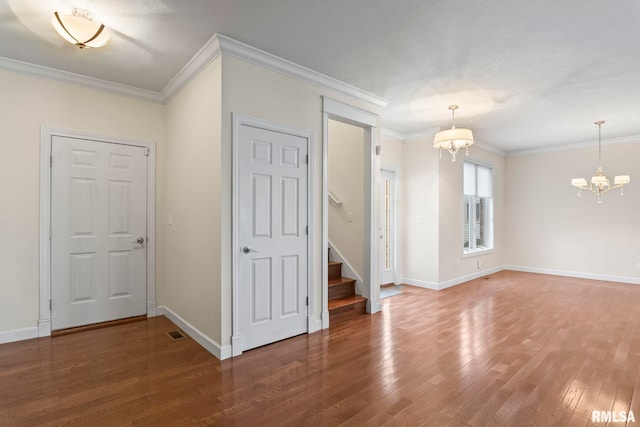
[402,266,503,291]
[321,310,329,329]
[308,316,323,333]
[438,266,505,290]
[504,265,640,285]
[0,326,38,345]
[367,299,382,314]
[404,266,640,291]
[38,317,51,337]
[157,306,231,360]
[147,300,158,317]
[402,277,439,290]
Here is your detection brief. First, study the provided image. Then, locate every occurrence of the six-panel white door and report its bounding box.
[238,124,308,351]
[51,136,148,330]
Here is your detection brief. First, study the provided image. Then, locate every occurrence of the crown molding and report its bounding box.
[402,127,440,140]
[507,134,640,157]
[473,141,506,157]
[381,128,405,140]
[160,35,223,102]
[212,34,386,108]
[0,55,163,103]
[0,33,386,109]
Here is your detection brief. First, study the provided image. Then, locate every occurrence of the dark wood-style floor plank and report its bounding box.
[2,271,640,426]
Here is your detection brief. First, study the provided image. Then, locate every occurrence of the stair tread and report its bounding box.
[328,277,356,286]
[328,261,342,266]
[328,295,367,310]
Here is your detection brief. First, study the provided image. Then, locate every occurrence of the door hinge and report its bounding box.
[305,154,308,164]
[305,225,308,235]
[144,147,150,156]
[49,227,52,239]
[306,296,309,306]
[49,299,52,310]
[50,155,52,167]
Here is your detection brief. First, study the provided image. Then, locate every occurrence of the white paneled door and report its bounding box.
[51,136,148,330]
[237,123,308,352]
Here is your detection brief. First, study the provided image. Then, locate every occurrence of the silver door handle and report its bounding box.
[242,246,259,254]
[132,237,144,244]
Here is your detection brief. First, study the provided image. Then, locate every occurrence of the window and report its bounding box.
[463,161,493,254]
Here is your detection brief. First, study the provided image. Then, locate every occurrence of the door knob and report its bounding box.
[133,237,144,244]
[242,246,259,254]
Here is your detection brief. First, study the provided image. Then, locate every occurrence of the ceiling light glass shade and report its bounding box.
[590,174,608,186]
[571,178,588,188]
[614,175,630,185]
[570,121,630,202]
[433,105,474,161]
[433,128,474,149]
[51,9,109,49]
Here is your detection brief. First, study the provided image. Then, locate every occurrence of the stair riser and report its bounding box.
[328,282,355,300]
[328,263,342,281]
[329,300,367,322]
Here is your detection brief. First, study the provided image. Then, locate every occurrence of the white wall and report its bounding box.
[402,135,440,285]
[380,132,404,283]
[220,54,381,347]
[438,147,505,283]
[401,135,505,288]
[328,119,365,279]
[0,68,165,338]
[163,58,222,344]
[505,141,640,282]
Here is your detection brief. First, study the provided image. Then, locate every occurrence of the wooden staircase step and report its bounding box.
[328,277,356,300]
[329,295,367,321]
[328,277,355,286]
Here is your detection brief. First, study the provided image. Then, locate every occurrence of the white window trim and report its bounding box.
[462,159,494,257]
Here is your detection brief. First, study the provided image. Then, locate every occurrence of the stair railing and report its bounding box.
[328,190,342,207]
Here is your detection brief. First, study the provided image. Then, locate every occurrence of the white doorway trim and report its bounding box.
[231,114,314,357]
[322,97,381,329]
[39,127,157,337]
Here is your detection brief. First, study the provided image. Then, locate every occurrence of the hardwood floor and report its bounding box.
[2,270,640,426]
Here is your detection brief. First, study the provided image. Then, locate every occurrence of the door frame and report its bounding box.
[322,97,381,329]
[231,114,314,357]
[380,168,397,285]
[39,127,157,337]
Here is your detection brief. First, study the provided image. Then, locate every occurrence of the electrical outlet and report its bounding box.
[347,212,353,222]
[477,260,482,270]
[168,214,173,226]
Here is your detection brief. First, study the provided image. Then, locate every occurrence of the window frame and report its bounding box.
[462,160,494,258]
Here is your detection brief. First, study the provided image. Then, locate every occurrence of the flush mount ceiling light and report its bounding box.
[433,105,474,161]
[571,120,630,203]
[51,8,109,49]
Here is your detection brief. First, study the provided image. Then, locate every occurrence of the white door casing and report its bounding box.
[380,169,396,285]
[322,97,380,328]
[50,136,148,330]
[232,115,311,356]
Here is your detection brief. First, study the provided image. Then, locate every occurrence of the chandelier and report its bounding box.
[570,120,630,203]
[433,105,474,161]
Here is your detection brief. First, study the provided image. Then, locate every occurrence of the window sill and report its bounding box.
[462,248,494,258]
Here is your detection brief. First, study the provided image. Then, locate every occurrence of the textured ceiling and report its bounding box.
[1,0,640,152]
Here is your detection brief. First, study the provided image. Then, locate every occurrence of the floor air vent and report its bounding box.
[166,330,185,340]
